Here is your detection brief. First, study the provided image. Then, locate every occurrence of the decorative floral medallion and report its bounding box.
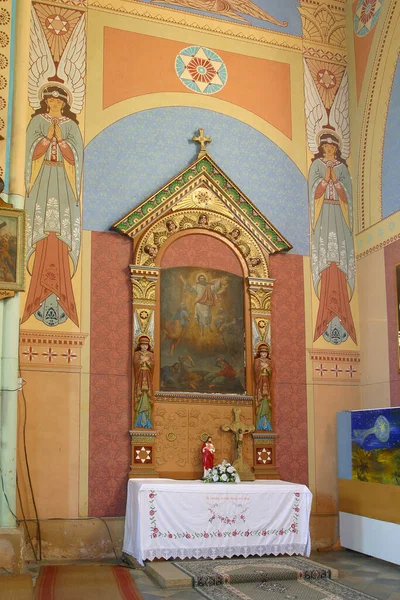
[354,0,383,37]
[193,188,213,208]
[175,46,227,95]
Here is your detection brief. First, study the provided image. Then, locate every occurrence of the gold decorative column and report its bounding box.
[248,277,280,480]
[129,266,158,478]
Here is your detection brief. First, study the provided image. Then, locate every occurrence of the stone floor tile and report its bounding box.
[140,592,176,600]
[374,578,400,586]
[166,590,203,600]
[338,578,370,592]
[361,583,398,600]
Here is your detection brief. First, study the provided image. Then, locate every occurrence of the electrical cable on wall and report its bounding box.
[23,517,125,565]
[16,318,42,561]
[17,477,39,562]
[15,322,123,565]
[19,364,42,561]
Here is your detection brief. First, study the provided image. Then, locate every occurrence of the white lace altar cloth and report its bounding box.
[123,479,312,565]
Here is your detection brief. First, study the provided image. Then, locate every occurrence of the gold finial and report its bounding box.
[192,128,211,157]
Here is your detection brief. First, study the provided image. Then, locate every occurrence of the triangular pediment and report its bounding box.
[112,154,292,254]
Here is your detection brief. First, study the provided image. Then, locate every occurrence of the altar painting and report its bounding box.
[351,408,400,485]
[160,267,245,394]
[0,214,17,284]
[0,208,25,291]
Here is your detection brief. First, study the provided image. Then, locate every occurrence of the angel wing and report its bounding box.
[226,0,288,26]
[329,70,350,159]
[252,319,262,355]
[303,59,328,155]
[28,6,56,110]
[57,14,86,114]
[133,311,142,345]
[146,312,155,346]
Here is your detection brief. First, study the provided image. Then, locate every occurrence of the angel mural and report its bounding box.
[304,60,356,345]
[21,8,86,327]
[145,0,288,26]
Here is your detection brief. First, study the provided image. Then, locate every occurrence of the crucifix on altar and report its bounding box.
[221,407,255,481]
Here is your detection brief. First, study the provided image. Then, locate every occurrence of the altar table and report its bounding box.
[123,479,312,564]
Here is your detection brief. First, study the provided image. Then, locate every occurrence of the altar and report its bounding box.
[123,479,312,565]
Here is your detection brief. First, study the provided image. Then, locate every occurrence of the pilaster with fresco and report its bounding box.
[9,0,400,564]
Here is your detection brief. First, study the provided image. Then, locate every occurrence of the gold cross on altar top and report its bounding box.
[221,407,255,438]
[221,407,255,481]
[192,128,212,157]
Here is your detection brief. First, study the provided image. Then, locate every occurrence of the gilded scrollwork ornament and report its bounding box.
[130,268,158,306]
[136,209,268,278]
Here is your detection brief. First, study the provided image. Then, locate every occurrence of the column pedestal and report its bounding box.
[252,432,280,480]
[129,430,159,478]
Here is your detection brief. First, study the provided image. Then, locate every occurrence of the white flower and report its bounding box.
[235,476,240,483]
[221,474,228,481]
[227,466,234,473]
[213,474,219,482]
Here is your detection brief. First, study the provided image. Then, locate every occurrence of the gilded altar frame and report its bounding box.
[113,148,291,479]
[0,202,26,293]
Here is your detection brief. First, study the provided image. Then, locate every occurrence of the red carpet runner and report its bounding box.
[34,565,143,600]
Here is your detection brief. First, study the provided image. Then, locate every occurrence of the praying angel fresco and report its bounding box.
[304,60,356,345]
[21,7,86,327]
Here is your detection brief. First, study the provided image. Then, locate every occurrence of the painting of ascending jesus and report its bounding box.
[160,267,245,394]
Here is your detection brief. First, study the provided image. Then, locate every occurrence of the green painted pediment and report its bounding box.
[112,153,292,254]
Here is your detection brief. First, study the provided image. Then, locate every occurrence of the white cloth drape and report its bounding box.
[123,479,312,565]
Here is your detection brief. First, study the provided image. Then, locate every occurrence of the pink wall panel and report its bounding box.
[88,232,308,514]
[385,239,400,407]
[161,233,243,276]
[270,253,308,485]
[89,232,132,516]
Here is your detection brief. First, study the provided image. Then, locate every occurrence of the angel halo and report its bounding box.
[316,129,342,150]
[39,84,72,106]
[28,6,86,115]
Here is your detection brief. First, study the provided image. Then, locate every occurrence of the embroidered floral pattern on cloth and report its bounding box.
[123,479,312,564]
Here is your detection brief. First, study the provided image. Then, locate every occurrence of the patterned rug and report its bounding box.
[34,565,142,600]
[173,557,379,600]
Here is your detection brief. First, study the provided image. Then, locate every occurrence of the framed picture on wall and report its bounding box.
[0,204,25,292]
[397,264,400,373]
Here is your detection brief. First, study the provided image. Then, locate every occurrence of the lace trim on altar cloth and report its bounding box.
[139,542,310,563]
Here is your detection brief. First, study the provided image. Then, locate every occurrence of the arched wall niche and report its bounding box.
[128,215,276,480]
[113,149,290,480]
[356,0,400,230]
[160,233,244,275]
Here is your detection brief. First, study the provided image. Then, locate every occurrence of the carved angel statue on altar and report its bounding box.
[304,60,356,345]
[134,335,155,428]
[254,343,272,431]
[202,435,215,478]
[21,8,86,327]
